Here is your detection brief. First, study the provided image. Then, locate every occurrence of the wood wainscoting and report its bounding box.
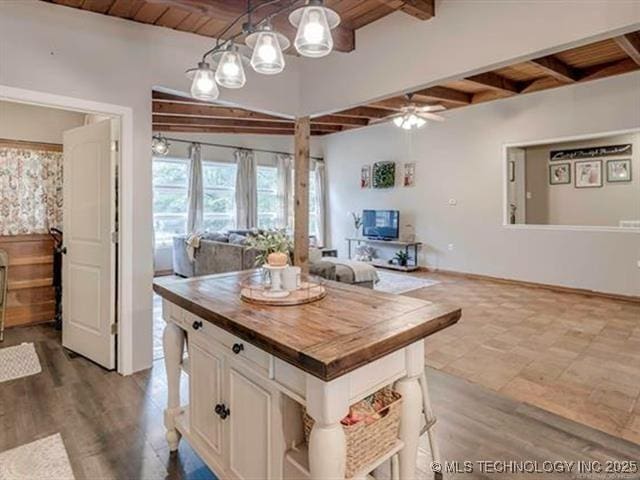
[0,235,56,327]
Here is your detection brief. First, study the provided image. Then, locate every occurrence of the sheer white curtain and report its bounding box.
[276,153,293,231]
[314,160,327,247]
[234,148,257,229]
[186,143,203,233]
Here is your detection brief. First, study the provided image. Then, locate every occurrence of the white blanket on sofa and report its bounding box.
[321,257,379,284]
[185,233,203,262]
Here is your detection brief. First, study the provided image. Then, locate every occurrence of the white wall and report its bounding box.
[299,2,640,114]
[0,0,302,373]
[323,72,640,297]
[0,100,85,143]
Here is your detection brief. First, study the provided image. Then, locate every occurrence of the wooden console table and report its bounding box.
[154,271,460,480]
[346,237,422,272]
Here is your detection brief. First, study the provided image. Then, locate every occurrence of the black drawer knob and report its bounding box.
[232,343,244,354]
[192,320,203,330]
[214,403,230,419]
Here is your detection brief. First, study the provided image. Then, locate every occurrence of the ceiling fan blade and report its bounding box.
[418,112,445,122]
[368,113,402,126]
[416,104,446,113]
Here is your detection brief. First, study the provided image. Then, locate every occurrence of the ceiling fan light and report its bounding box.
[393,117,404,127]
[189,61,219,100]
[152,134,170,156]
[246,26,288,75]
[415,117,427,128]
[215,49,246,89]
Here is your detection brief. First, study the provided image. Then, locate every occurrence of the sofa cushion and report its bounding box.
[228,233,247,245]
[203,232,229,242]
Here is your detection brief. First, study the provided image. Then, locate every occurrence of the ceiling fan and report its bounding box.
[371,94,446,130]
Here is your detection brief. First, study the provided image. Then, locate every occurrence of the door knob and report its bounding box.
[192,320,203,330]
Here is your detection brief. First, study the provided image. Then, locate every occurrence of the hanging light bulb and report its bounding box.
[214,48,246,89]
[289,0,340,58]
[152,134,170,156]
[187,61,219,100]
[245,24,289,75]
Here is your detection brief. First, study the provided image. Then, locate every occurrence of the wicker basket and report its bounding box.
[303,387,402,478]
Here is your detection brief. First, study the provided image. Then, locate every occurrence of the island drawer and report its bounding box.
[185,311,271,375]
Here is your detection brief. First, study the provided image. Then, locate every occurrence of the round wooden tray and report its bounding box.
[240,281,326,306]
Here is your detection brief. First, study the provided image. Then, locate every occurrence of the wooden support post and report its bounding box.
[293,117,310,274]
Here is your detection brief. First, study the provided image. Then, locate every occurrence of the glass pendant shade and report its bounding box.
[289,1,340,58]
[189,62,219,100]
[246,27,288,75]
[215,50,246,89]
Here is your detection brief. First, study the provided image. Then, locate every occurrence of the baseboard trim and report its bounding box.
[421,267,640,304]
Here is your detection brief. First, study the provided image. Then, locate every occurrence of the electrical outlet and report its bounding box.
[448,198,457,206]
[526,192,532,199]
[448,244,454,251]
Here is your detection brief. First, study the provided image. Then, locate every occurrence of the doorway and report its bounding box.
[0,98,121,370]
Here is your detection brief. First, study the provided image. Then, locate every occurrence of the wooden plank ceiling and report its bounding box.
[42,0,435,53]
[152,31,640,136]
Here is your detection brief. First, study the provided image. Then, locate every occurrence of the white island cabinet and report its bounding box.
[155,272,460,480]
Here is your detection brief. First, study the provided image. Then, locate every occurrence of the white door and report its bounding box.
[62,119,116,369]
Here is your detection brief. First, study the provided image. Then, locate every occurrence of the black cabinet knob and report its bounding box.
[214,403,223,415]
[192,320,203,330]
[214,403,230,419]
[232,343,244,354]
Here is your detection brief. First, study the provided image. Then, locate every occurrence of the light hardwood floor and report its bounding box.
[407,271,640,445]
[1,324,639,479]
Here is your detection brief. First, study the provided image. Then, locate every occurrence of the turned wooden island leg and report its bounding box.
[394,341,425,479]
[163,321,185,451]
[306,375,350,479]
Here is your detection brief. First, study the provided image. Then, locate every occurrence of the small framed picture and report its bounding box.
[360,165,371,188]
[575,160,602,188]
[403,162,415,187]
[549,162,571,185]
[508,161,515,182]
[606,159,631,183]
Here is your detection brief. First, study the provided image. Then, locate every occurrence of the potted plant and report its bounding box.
[246,230,293,267]
[394,250,409,267]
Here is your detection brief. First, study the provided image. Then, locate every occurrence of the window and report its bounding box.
[153,157,236,245]
[257,165,279,229]
[153,157,189,246]
[203,162,236,232]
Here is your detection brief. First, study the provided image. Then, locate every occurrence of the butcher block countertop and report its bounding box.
[153,271,461,381]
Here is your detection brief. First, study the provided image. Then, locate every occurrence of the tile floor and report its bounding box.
[408,271,640,445]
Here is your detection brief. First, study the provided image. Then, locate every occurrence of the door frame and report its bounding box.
[0,85,135,375]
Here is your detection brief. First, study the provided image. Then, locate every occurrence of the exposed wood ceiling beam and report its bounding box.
[411,86,471,105]
[152,114,343,132]
[614,32,640,66]
[578,58,638,82]
[465,72,520,95]
[332,106,393,119]
[369,96,441,110]
[310,114,369,126]
[152,101,292,122]
[375,0,434,20]
[529,55,579,83]
[154,125,329,135]
[145,0,355,52]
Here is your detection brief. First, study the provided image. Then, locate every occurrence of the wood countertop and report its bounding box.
[153,271,461,381]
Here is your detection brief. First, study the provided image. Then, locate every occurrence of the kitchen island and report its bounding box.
[153,271,461,480]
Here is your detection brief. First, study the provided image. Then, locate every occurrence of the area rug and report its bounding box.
[375,270,440,294]
[0,342,42,383]
[0,433,74,480]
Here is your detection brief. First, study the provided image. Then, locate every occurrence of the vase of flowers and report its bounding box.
[246,229,293,267]
[349,211,363,238]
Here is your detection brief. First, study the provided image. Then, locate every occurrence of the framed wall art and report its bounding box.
[360,165,371,188]
[372,161,396,188]
[575,160,602,188]
[403,162,415,187]
[606,159,631,183]
[549,162,571,185]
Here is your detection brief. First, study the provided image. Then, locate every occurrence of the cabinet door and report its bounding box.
[189,340,224,458]
[228,367,274,480]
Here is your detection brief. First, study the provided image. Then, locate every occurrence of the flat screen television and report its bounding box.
[362,210,400,240]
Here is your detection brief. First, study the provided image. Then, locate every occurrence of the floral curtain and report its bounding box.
[0,147,63,235]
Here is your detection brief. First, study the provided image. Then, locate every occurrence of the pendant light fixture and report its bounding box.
[214,47,246,89]
[152,134,170,156]
[289,0,340,58]
[245,23,289,75]
[187,61,219,100]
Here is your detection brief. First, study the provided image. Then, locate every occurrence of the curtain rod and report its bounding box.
[162,136,324,161]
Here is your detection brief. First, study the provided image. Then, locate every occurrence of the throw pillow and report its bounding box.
[309,247,323,264]
[228,233,247,245]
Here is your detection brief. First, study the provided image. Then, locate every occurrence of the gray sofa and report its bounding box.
[173,235,261,277]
